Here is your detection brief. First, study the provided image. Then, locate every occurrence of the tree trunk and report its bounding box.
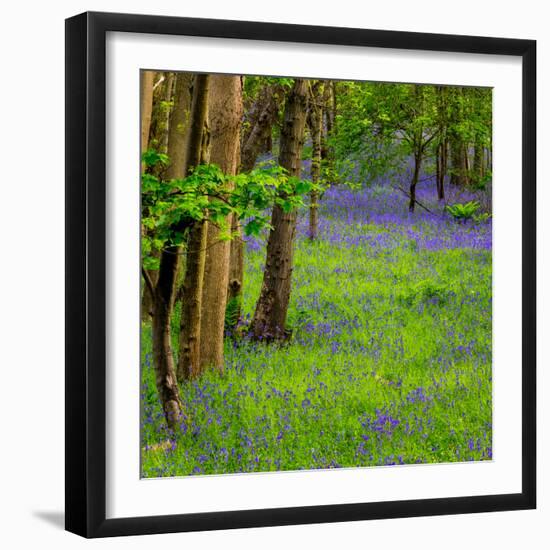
[436,141,446,200]
[159,73,175,155]
[199,75,243,371]
[140,70,156,321]
[150,74,208,426]
[435,86,447,201]
[449,87,470,187]
[308,82,324,240]
[151,247,184,430]
[450,138,469,187]
[227,212,244,328]
[165,73,193,180]
[148,72,174,157]
[178,221,208,380]
[141,73,181,321]
[409,151,422,213]
[473,137,484,184]
[251,79,308,341]
[141,249,159,322]
[140,71,155,157]
[177,74,211,381]
[435,143,443,200]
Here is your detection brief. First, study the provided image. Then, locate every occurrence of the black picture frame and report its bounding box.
[65,11,536,538]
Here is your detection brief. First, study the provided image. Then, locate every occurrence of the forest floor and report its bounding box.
[141,181,492,477]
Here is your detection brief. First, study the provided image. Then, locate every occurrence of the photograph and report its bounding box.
[139,71,494,478]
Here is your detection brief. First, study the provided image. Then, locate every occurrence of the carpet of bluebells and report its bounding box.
[141,178,492,478]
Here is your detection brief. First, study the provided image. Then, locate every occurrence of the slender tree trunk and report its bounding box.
[199,75,243,371]
[178,221,208,380]
[141,249,159,322]
[140,71,155,157]
[251,79,308,341]
[462,143,470,186]
[450,138,469,186]
[442,139,448,197]
[177,75,211,381]
[436,141,446,200]
[308,82,324,240]
[409,151,422,212]
[140,69,157,322]
[148,72,174,157]
[435,86,447,201]
[449,87,470,187]
[159,73,175,155]
[324,81,338,183]
[473,137,483,184]
[151,248,184,429]
[227,212,244,327]
[141,73,178,322]
[165,73,193,180]
[435,143,443,200]
[150,74,206,426]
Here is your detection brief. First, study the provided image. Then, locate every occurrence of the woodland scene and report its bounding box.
[140,71,492,477]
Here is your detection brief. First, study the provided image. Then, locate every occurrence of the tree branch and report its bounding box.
[141,266,156,297]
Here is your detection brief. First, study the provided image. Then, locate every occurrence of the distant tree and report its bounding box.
[435,85,449,200]
[447,86,492,190]
[334,82,440,211]
[307,80,325,239]
[449,87,470,187]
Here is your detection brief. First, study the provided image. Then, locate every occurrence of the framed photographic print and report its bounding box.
[65,11,536,538]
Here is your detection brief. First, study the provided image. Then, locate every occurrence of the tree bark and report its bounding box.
[178,220,208,380]
[199,75,243,371]
[165,73,193,181]
[436,141,446,200]
[308,81,324,240]
[409,151,422,212]
[152,247,184,429]
[159,73,175,155]
[450,138,469,187]
[148,72,174,156]
[435,86,447,201]
[140,71,155,158]
[473,137,484,184]
[227,212,244,328]
[251,79,308,341]
[177,74,211,381]
[141,248,159,322]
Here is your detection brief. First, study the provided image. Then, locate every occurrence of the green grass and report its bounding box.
[141,186,492,477]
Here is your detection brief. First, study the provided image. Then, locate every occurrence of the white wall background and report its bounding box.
[0,0,546,548]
